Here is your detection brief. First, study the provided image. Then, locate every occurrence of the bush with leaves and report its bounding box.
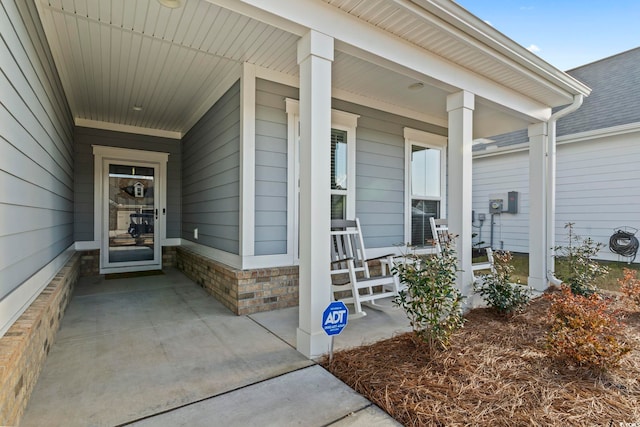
[545,286,630,371]
[553,222,608,296]
[474,251,531,316]
[393,238,465,350]
[619,267,640,307]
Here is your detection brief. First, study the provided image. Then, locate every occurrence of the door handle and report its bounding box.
[155,209,158,220]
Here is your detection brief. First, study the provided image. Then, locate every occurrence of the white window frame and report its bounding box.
[286,98,359,263]
[404,128,447,249]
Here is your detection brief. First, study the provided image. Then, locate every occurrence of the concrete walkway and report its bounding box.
[21,268,405,426]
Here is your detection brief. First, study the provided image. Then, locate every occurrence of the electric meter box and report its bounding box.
[489,199,503,214]
[507,191,518,214]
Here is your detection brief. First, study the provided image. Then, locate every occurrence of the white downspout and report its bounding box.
[546,94,584,286]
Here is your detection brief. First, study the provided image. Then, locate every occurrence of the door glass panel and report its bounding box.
[108,164,155,263]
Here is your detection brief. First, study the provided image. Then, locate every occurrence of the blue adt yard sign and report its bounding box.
[322,301,348,336]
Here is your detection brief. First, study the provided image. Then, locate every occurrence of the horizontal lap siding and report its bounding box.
[0,0,74,299]
[73,127,182,240]
[254,79,297,255]
[182,81,240,254]
[333,99,446,249]
[472,151,529,252]
[249,81,446,252]
[472,130,640,263]
[555,133,640,262]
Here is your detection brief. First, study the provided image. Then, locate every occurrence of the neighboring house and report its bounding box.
[473,47,640,264]
[2,2,589,417]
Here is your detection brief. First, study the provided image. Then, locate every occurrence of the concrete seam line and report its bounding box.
[114,365,319,426]
[319,403,376,427]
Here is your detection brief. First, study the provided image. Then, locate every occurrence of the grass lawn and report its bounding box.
[474,252,640,292]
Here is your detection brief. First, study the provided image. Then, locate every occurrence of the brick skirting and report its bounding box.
[0,253,80,426]
[176,247,299,315]
[78,246,178,277]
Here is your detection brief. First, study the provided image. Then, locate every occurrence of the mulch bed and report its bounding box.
[322,295,640,426]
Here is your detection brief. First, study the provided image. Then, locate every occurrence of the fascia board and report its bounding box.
[230,0,552,119]
[417,0,591,97]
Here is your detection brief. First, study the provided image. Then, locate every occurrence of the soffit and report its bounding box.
[321,0,584,107]
[35,0,300,135]
[34,0,566,138]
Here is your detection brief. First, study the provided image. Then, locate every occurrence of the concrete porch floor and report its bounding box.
[21,268,407,426]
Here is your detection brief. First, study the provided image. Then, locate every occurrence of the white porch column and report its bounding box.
[296,30,333,358]
[446,91,475,304]
[527,122,548,292]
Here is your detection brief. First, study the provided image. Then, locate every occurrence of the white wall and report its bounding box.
[472,150,529,252]
[472,127,640,263]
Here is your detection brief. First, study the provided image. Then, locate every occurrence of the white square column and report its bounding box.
[446,91,475,303]
[296,30,334,358]
[527,122,548,292]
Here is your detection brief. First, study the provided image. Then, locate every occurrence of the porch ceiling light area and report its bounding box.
[157,0,182,8]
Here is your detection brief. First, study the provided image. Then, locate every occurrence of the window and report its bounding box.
[404,128,447,247]
[285,99,359,260]
[331,129,348,220]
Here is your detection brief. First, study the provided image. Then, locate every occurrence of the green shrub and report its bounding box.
[393,239,465,350]
[545,286,630,371]
[474,251,531,316]
[620,267,640,307]
[553,222,609,296]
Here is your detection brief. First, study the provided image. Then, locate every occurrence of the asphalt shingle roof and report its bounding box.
[474,47,640,151]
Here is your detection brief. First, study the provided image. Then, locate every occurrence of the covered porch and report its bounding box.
[27,0,588,357]
[25,0,591,360]
[20,268,407,426]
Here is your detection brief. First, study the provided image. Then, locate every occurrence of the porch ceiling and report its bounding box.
[34,0,585,139]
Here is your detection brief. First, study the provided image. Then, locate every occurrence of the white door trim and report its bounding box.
[93,146,169,274]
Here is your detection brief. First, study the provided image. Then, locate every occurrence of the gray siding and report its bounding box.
[74,127,182,241]
[0,0,74,299]
[332,99,446,249]
[254,79,298,255]
[249,80,447,252]
[182,81,240,254]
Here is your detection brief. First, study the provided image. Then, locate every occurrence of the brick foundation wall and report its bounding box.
[0,253,80,426]
[176,247,299,315]
[79,249,100,276]
[78,247,178,277]
[162,246,177,268]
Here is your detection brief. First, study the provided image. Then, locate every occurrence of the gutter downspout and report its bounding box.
[546,94,584,286]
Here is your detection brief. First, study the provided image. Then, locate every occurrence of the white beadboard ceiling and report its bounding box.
[36,0,302,136]
[34,0,583,139]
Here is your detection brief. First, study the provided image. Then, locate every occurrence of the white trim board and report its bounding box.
[76,118,182,139]
[180,240,242,270]
[0,245,75,338]
[255,65,448,128]
[473,122,640,159]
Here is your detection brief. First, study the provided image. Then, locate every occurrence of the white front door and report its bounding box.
[94,146,168,274]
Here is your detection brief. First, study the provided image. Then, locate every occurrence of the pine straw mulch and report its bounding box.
[321,294,640,426]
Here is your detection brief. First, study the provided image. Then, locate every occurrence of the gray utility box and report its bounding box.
[507,191,518,214]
